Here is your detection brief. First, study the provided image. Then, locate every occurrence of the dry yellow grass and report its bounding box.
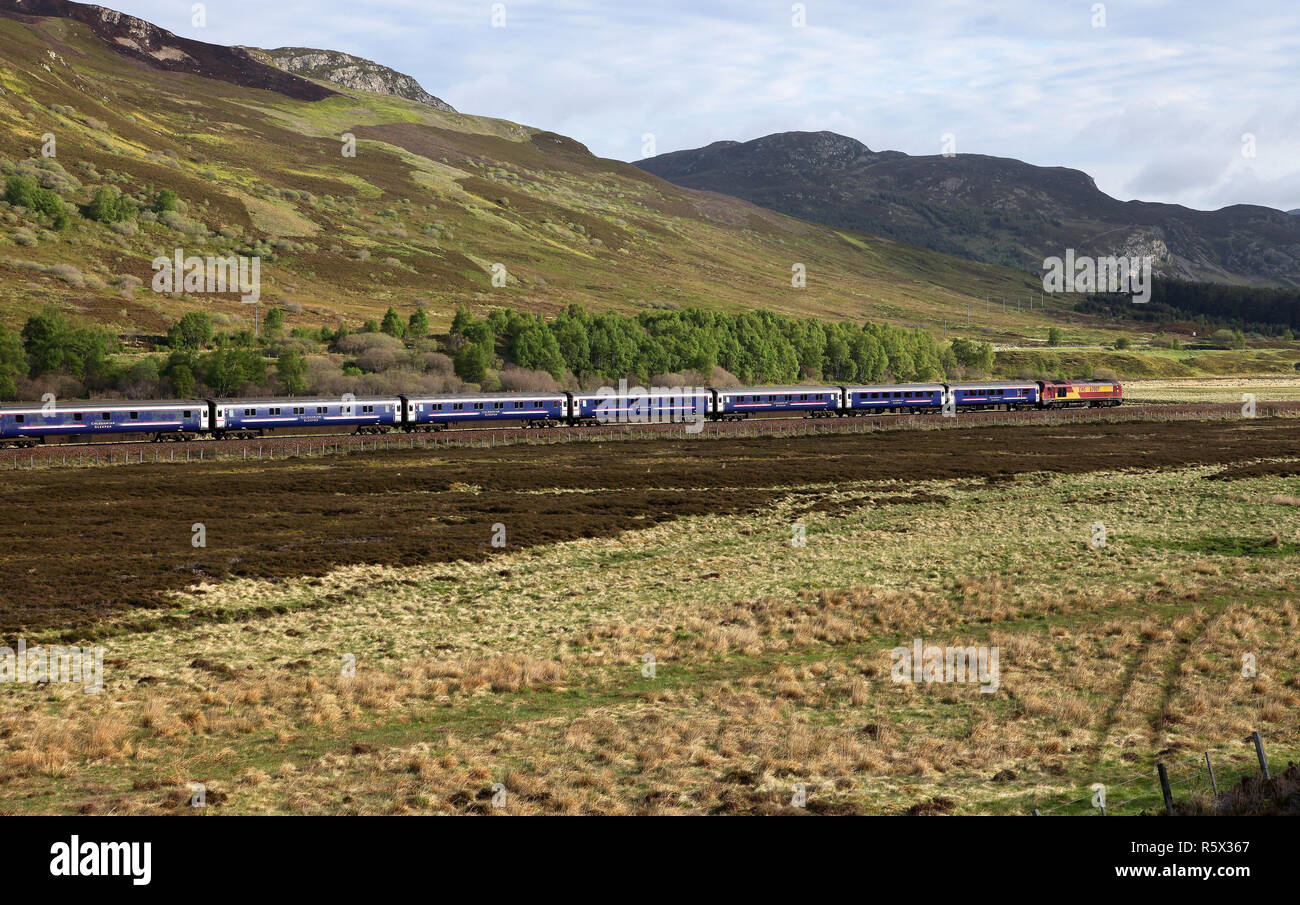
[1,461,1297,814]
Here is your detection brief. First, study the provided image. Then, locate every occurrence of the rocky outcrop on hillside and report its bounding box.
[252,47,455,112]
[0,0,335,100]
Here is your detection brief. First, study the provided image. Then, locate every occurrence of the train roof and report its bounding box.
[570,387,711,397]
[717,385,841,394]
[403,391,567,401]
[212,395,400,405]
[0,399,206,412]
[1042,378,1120,384]
[948,380,1039,388]
[841,383,946,392]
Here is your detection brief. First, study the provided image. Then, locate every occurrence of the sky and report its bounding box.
[100,0,1300,212]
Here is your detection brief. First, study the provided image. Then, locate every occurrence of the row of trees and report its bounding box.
[0,303,998,402]
[448,304,992,386]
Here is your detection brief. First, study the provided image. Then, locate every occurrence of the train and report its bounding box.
[0,378,1121,447]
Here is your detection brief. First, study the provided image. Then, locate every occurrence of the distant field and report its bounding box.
[1126,377,1300,403]
[1,418,1296,814]
[996,345,1300,380]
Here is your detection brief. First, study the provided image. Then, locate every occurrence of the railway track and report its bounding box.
[3,401,1297,469]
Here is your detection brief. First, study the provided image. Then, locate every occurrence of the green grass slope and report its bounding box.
[0,9,1057,341]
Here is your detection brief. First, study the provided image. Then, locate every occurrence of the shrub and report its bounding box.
[454,342,492,383]
[355,347,398,373]
[159,210,204,234]
[334,332,404,356]
[263,307,286,334]
[153,189,179,213]
[499,365,559,392]
[276,349,308,394]
[950,337,994,372]
[4,175,68,229]
[166,312,214,350]
[380,306,406,338]
[84,185,138,223]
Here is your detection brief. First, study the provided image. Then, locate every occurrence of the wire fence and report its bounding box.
[4,401,1298,470]
[1034,730,1282,816]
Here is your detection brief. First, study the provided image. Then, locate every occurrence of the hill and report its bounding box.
[636,131,1300,289]
[0,0,1059,346]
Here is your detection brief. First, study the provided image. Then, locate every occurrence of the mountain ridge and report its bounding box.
[637,130,1300,288]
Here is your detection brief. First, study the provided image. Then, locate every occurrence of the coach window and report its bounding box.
[103,413,111,420]
[130,412,138,419]
[74,413,83,421]
[14,414,23,423]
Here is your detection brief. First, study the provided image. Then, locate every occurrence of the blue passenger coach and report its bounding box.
[211,396,401,438]
[713,386,841,420]
[403,393,567,430]
[0,400,208,446]
[843,384,945,414]
[949,381,1039,410]
[569,388,712,425]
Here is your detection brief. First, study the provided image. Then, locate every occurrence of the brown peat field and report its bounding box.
[1,415,1298,814]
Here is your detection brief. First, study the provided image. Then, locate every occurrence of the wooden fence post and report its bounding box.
[1205,751,1218,796]
[1250,731,1270,780]
[1156,762,1175,814]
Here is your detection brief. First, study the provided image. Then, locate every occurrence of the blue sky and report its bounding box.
[103,1,1300,211]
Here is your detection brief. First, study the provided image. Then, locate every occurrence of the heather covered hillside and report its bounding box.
[0,1,1044,346]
